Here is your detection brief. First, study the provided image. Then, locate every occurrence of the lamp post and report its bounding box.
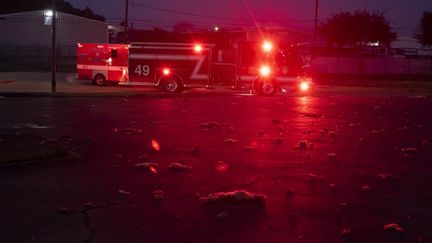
[314,0,319,44]
[51,0,56,93]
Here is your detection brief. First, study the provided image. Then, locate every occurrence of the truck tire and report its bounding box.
[256,79,278,96]
[160,76,184,93]
[93,74,106,86]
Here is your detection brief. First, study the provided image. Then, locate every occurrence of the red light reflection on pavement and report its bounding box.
[151,139,160,151]
[216,161,229,172]
[149,166,158,174]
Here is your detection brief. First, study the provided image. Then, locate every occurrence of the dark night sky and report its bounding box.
[69,0,431,37]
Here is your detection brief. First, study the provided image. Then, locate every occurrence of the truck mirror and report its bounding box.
[111,49,118,58]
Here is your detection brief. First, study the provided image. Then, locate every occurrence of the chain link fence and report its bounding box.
[0,45,76,72]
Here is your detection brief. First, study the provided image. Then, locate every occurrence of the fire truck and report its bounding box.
[77,40,311,95]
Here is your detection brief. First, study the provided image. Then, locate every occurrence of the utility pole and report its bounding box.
[124,0,129,43]
[51,0,56,93]
[313,0,319,45]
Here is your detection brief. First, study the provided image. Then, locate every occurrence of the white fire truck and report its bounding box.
[77,40,311,95]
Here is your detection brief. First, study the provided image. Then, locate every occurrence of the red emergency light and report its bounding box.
[299,81,310,91]
[194,44,202,53]
[262,41,273,53]
[162,68,171,76]
[259,65,271,77]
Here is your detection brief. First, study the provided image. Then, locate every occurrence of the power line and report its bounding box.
[128,1,314,25]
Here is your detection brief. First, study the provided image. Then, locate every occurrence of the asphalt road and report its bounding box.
[0,93,432,243]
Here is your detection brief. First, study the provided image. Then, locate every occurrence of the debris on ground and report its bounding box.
[118,189,131,195]
[169,162,192,172]
[149,121,159,128]
[83,201,94,208]
[58,207,74,214]
[384,223,406,241]
[271,119,282,124]
[401,147,418,156]
[421,139,431,147]
[320,129,328,137]
[137,154,149,161]
[377,173,398,182]
[289,213,297,228]
[123,128,143,134]
[244,146,257,151]
[151,139,160,151]
[216,161,229,172]
[38,138,59,145]
[188,146,200,156]
[361,185,370,193]
[13,124,55,129]
[153,190,165,200]
[200,190,266,204]
[134,162,159,173]
[329,183,337,194]
[340,229,352,241]
[274,137,283,145]
[216,212,229,221]
[286,188,295,198]
[294,140,309,151]
[224,138,237,144]
[309,173,317,183]
[327,153,337,162]
[199,122,220,129]
[328,131,336,139]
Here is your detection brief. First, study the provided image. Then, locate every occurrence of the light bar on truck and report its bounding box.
[262,41,273,53]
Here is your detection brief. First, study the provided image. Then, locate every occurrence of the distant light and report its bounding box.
[214,26,219,32]
[366,41,380,47]
[44,10,53,17]
[259,65,271,76]
[194,44,202,53]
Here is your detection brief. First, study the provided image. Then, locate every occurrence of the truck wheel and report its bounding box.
[160,77,184,93]
[93,74,106,86]
[257,79,278,96]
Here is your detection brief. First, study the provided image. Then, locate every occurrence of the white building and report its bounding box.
[0,10,108,56]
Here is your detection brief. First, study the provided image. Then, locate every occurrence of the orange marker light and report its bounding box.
[151,139,160,151]
[259,65,271,77]
[162,68,170,76]
[194,44,202,53]
[262,41,273,52]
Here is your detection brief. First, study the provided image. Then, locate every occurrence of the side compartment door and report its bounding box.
[128,58,158,84]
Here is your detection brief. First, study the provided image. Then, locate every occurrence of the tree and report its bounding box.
[417,11,432,46]
[0,0,105,22]
[320,10,396,47]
